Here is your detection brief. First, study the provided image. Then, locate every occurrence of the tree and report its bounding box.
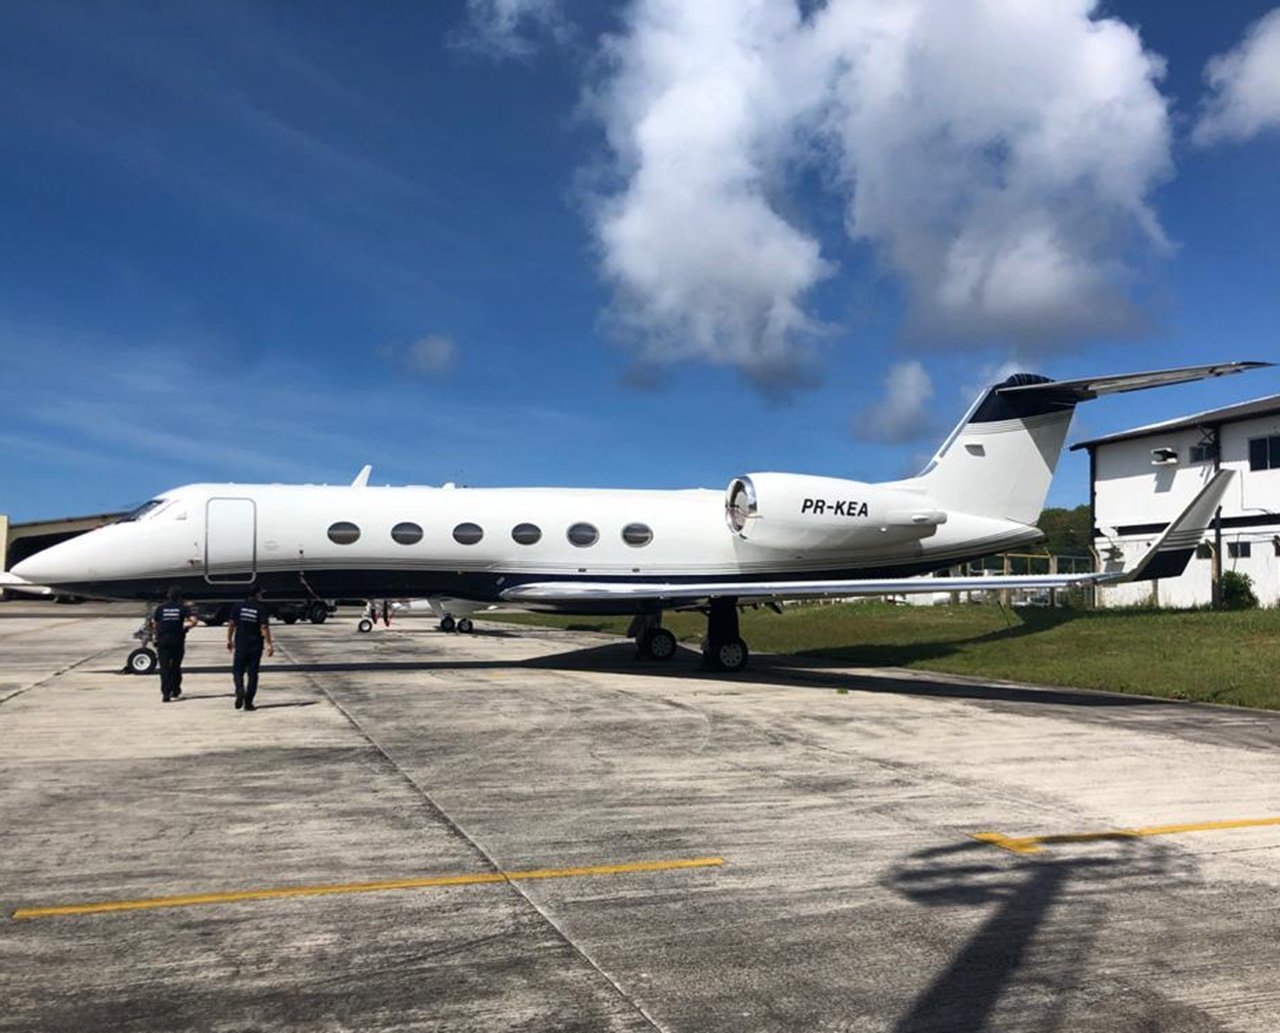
[1037,505,1092,556]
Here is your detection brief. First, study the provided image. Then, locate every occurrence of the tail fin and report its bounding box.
[911,374,1077,525]
[907,362,1267,525]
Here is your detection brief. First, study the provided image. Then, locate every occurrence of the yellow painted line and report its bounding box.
[972,816,1280,855]
[11,856,725,921]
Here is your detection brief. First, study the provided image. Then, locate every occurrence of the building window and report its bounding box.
[390,522,423,545]
[621,522,653,546]
[1189,442,1217,464]
[452,523,484,545]
[511,523,542,545]
[567,522,598,547]
[327,521,360,545]
[1228,541,1252,559]
[1195,543,1212,560]
[1248,435,1280,471]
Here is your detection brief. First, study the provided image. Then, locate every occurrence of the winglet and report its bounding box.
[1103,469,1235,583]
[352,464,372,488]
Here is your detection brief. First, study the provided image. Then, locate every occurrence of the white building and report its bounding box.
[1072,395,1280,607]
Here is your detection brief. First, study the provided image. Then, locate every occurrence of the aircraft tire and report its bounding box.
[706,637,749,673]
[308,603,329,624]
[126,647,157,675]
[282,614,299,625]
[357,618,373,633]
[457,618,474,634]
[440,616,456,633]
[639,627,677,661]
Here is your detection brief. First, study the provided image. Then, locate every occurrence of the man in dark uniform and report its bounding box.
[226,586,274,711]
[152,586,196,702]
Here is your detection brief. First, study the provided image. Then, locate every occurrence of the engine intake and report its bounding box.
[726,473,946,551]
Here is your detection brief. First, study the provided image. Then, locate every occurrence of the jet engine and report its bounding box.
[725,473,947,551]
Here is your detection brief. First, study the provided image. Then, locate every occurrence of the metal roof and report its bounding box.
[9,511,126,532]
[1070,393,1280,452]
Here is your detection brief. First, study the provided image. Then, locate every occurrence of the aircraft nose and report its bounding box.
[11,540,84,585]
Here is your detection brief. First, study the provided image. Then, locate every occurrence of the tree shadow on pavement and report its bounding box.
[883,837,1214,1033]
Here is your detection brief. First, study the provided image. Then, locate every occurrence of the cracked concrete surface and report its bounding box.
[3,602,1280,1032]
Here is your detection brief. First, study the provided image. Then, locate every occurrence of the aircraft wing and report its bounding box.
[500,571,1104,605]
[500,470,1235,607]
[0,571,54,597]
[996,361,1270,402]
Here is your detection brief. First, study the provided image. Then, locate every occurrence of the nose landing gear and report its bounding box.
[123,611,159,674]
[126,647,158,675]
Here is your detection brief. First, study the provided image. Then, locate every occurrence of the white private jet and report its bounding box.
[3,363,1264,672]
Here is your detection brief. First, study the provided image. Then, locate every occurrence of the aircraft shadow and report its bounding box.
[169,640,1171,709]
[797,605,1083,669]
[884,837,1201,1032]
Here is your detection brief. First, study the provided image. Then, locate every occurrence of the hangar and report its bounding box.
[1073,394,1280,608]
[1,510,124,598]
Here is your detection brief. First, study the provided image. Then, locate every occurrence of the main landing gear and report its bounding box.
[629,598,750,673]
[701,597,749,673]
[631,614,678,662]
[439,616,473,634]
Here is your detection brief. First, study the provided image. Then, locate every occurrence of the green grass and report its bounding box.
[491,603,1280,710]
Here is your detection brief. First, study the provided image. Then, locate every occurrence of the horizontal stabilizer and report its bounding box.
[996,362,1270,403]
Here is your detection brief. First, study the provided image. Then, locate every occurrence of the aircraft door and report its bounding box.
[205,497,257,584]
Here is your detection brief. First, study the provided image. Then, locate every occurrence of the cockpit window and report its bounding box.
[117,499,168,523]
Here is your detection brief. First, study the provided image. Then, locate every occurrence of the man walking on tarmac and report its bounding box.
[153,586,197,702]
[226,585,274,711]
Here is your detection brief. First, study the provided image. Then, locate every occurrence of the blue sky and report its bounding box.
[1,0,1277,523]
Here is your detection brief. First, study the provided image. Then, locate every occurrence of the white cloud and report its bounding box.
[377,335,459,378]
[405,335,459,377]
[588,0,1173,383]
[590,1,831,390]
[852,360,934,443]
[459,0,568,58]
[1193,8,1280,146]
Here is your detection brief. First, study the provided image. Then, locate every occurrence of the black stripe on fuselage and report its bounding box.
[52,551,1024,613]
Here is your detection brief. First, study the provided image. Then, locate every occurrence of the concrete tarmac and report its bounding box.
[3,602,1280,1032]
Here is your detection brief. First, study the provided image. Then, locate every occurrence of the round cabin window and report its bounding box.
[391,521,423,545]
[452,522,484,545]
[567,522,599,547]
[512,523,542,545]
[327,521,361,545]
[621,523,653,547]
